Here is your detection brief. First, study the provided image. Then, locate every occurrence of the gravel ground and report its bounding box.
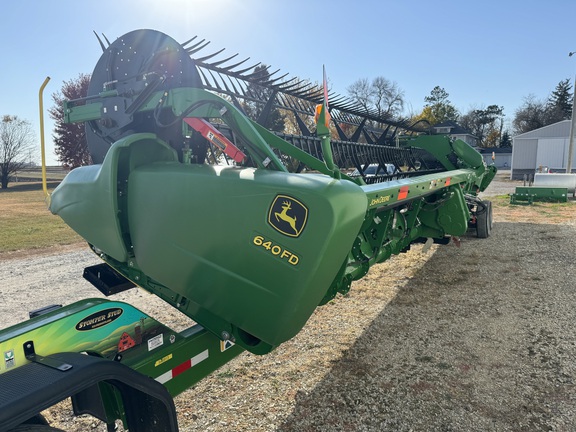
[2,171,576,431]
[279,221,576,431]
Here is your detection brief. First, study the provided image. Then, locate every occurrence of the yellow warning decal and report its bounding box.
[154,353,173,367]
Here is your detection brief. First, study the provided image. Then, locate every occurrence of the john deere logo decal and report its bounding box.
[268,195,308,237]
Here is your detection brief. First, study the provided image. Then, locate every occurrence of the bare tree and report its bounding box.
[513,80,575,135]
[512,95,548,135]
[0,115,36,189]
[372,77,405,117]
[347,77,405,119]
[347,78,372,112]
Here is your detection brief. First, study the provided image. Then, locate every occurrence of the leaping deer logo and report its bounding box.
[268,195,308,237]
[275,201,298,234]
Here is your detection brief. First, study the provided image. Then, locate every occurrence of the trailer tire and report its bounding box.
[476,200,492,238]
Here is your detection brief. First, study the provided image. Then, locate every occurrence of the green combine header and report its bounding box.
[0,29,495,431]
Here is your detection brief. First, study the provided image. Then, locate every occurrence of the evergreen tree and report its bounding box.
[500,130,512,148]
[423,86,459,123]
[242,65,285,132]
[460,105,504,147]
[546,78,573,122]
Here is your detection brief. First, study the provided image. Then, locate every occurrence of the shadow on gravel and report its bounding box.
[278,222,576,432]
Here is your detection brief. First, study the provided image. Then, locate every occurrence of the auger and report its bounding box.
[0,29,495,431]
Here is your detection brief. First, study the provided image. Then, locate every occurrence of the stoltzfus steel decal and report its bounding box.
[75,308,124,331]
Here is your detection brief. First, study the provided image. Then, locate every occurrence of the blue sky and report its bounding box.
[2,0,575,165]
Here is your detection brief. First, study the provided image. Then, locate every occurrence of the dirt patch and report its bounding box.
[492,200,576,225]
[480,170,576,225]
[0,242,85,262]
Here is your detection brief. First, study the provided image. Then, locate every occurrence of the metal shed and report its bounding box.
[478,147,512,169]
[511,120,574,179]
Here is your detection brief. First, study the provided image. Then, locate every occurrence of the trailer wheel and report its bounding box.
[476,200,492,238]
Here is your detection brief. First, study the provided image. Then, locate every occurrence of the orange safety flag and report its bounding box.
[315,66,331,132]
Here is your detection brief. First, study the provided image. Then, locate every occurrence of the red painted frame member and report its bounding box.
[184,117,247,164]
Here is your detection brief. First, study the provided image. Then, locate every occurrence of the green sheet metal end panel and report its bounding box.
[127,164,368,350]
[50,133,178,262]
[50,134,368,353]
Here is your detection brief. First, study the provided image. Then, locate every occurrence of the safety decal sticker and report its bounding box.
[398,186,409,200]
[155,353,173,367]
[4,349,15,369]
[148,333,164,351]
[268,195,308,238]
[220,340,235,352]
[155,350,209,384]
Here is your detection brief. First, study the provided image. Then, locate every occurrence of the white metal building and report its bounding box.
[478,148,512,169]
[511,120,575,179]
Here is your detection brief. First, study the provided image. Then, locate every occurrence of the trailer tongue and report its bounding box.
[0,29,495,431]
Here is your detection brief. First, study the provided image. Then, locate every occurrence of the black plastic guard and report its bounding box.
[0,352,178,432]
[83,263,136,296]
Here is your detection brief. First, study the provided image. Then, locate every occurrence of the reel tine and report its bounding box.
[181,35,198,48]
[180,35,426,134]
[93,31,106,52]
[196,67,211,87]
[194,48,226,63]
[207,69,223,91]
[234,62,262,76]
[186,39,210,54]
[212,56,252,71]
[208,52,240,67]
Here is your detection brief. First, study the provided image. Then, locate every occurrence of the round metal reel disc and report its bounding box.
[86,29,202,163]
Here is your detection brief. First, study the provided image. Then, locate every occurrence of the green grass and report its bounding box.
[0,183,82,253]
